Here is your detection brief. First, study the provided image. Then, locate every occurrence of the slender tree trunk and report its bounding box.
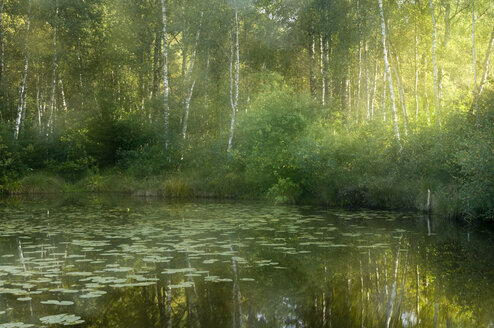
[230,240,242,328]
[59,79,67,112]
[14,0,32,140]
[48,0,59,135]
[378,0,400,143]
[370,53,378,119]
[472,0,479,119]
[204,48,210,113]
[35,64,41,133]
[416,264,420,322]
[182,80,195,139]
[430,0,441,128]
[358,40,363,119]
[392,54,408,136]
[320,35,326,105]
[385,247,401,328]
[152,31,161,98]
[161,0,170,149]
[396,251,408,320]
[0,0,5,84]
[415,5,419,120]
[309,33,316,98]
[323,36,330,106]
[478,27,494,99]
[382,69,386,121]
[227,1,240,154]
[365,41,370,120]
[181,12,203,140]
[424,56,430,123]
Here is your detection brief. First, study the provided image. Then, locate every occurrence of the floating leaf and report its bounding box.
[41,300,74,306]
[39,313,84,325]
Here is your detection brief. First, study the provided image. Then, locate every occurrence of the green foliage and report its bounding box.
[233,86,317,195]
[162,175,194,198]
[9,173,65,194]
[1,0,494,222]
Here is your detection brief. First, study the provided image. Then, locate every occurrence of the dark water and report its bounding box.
[0,197,493,328]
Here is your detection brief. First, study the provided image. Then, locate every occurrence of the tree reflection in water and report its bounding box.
[0,200,492,328]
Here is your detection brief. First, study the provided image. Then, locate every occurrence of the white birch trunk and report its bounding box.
[424,56,430,123]
[370,56,378,119]
[181,12,203,140]
[385,247,401,328]
[323,36,330,106]
[415,5,419,120]
[309,34,316,98]
[14,0,31,140]
[378,0,400,143]
[182,80,195,139]
[0,0,5,82]
[430,0,441,128]
[472,0,479,117]
[161,0,170,148]
[227,1,240,154]
[59,79,67,111]
[358,40,363,114]
[478,27,494,98]
[392,57,408,136]
[230,240,242,328]
[48,0,59,135]
[320,35,325,105]
[36,65,41,132]
[382,69,386,121]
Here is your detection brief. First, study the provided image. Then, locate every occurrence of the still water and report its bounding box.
[0,197,493,328]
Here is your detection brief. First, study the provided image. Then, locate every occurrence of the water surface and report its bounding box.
[0,197,493,327]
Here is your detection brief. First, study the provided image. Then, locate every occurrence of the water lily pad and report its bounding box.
[79,290,107,298]
[39,313,84,325]
[41,300,74,306]
[0,323,34,328]
[168,281,194,289]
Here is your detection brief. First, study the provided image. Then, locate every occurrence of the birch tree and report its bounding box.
[478,26,494,98]
[0,0,5,84]
[48,0,59,135]
[161,0,170,148]
[227,0,240,154]
[182,12,203,140]
[378,0,400,143]
[472,0,478,117]
[14,0,32,140]
[414,0,419,120]
[430,0,441,128]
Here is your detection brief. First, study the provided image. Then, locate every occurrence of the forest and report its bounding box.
[0,0,493,221]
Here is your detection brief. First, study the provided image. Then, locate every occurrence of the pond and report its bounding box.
[0,196,493,327]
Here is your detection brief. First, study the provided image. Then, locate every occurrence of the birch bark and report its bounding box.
[14,0,32,140]
[370,50,378,119]
[392,55,408,136]
[182,12,203,140]
[323,36,330,106]
[478,27,494,98]
[430,0,441,128]
[320,35,325,105]
[48,0,59,135]
[415,3,419,120]
[0,0,5,83]
[161,0,170,148]
[227,0,240,154]
[378,0,400,143]
[309,33,316,98]
[472,0,479,118]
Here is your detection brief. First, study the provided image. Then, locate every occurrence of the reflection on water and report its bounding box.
[0,197,493,327]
